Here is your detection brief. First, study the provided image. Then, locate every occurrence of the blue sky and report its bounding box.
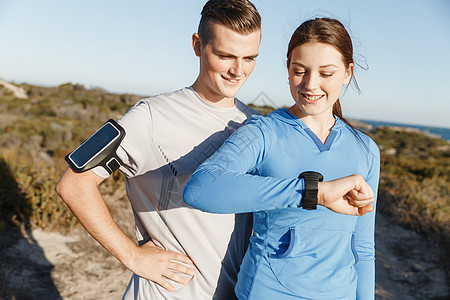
[1,0,449,128]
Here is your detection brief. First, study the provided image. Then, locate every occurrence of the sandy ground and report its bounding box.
[0,193,448,300]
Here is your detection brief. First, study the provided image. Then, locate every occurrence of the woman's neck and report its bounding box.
[289,105,336,143]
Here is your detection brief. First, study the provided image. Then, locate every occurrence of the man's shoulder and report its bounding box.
[140,87,192,106]
[118,88,192,128]
[235,100,262,119]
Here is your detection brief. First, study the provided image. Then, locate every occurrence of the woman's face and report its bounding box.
[288,42,353,119]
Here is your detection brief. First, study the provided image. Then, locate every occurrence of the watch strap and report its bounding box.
[298,171,324,210]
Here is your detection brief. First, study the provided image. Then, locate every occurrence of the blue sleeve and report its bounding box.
[355,138,380,299]
[183,115,304,213]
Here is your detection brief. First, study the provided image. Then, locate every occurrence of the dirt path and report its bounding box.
[1,202,448,299]
[1,226,131,300]
[374,214,447,299]
[0,185,135,300]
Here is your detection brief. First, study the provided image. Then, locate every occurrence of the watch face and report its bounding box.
[299,171,323,182]
[68,122,121,169]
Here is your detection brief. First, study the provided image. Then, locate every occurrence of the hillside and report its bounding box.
[0,82,448,299]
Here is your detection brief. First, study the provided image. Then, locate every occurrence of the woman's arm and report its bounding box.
[184,116,375,215]
[184,116,304,213]
[354,139,381,299]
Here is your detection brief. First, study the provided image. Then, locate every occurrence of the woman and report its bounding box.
[184,18,380,299]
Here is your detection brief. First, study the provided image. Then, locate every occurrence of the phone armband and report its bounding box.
[65,119,126,175]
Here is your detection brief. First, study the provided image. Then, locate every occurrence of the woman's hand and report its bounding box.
[317,174,375,216]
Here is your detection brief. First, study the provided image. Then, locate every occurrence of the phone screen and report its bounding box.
[69,122,120,168]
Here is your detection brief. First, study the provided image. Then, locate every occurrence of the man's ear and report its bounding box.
[192,33,202,57]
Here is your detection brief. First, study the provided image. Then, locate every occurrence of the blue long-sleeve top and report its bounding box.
[184,108,380,300]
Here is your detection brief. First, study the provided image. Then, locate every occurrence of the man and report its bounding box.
[57,1,261,299]
[56,1,374,299]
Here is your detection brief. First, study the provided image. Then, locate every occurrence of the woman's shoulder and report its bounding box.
[338,119,380,158]
[247,108,296,124]
[243,108,290,130]
[354,128,379,152]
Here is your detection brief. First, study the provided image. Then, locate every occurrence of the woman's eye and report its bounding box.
[294,71,306,76]
[321,73,333,77]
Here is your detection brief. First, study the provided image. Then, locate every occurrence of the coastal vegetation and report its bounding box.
[0,82,448,267]
[368,126,449,275]
[0,82,134,231]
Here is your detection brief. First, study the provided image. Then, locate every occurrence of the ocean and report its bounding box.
[356,119,450,141]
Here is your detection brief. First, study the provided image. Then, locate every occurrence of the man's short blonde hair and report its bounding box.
[198,0,261,45]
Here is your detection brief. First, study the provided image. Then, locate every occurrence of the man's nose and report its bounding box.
[229,59,243,78]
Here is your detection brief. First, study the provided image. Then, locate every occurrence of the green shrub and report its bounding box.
[0,149,76,231]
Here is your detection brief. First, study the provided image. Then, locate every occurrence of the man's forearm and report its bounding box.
[56,167,195,290]
[55,168,138,267]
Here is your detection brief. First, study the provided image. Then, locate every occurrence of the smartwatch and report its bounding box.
[298,171,324,210]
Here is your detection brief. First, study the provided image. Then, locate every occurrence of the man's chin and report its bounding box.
[221,86,243,99]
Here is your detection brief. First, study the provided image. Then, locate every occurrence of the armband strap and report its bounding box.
[298,171,324,210]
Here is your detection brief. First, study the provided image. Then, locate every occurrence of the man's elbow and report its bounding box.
[55,167,83,201]
[55,180,62,197]
[55,169,71,200]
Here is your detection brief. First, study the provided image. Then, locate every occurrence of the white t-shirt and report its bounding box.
[94,87,257,299]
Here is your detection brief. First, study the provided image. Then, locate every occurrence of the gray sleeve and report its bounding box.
[91,100,153,178]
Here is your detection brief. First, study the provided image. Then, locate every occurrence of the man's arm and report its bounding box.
[55,167,195,291]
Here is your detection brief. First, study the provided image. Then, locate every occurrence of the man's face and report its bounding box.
[192,22,261,107]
